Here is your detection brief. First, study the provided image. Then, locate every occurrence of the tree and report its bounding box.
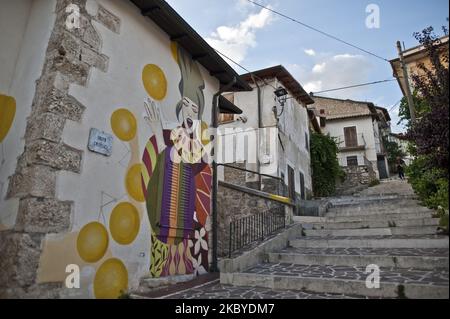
[397,93,430,128]
[383,136,406,165]
[406,26,449,174]
[310,132,343,197]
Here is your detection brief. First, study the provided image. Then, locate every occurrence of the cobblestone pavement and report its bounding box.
[278,247,449,257]
[163,281,369,299]
[243,263,449,286]
[295,234,447,240]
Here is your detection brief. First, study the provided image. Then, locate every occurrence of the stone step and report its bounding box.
[304,226,440,237]
[307,218,440,230]
[329,199,421,211]
[326,207,432,217]
[266,248,449,270]
[326,212,433,223]
[138,274,195,290]
[221,263,449,299]
[289,235,449,249]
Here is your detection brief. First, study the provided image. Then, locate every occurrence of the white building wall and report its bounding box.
[1,0,221,298]
[220,79,313,196]
[0,0,57,229]
[323,116,380,177]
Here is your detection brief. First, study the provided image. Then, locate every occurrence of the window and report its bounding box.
[287,165,295,200]
[305,132,309,151]
[344,126,358,147]
[219,93,236,124]
[347,156,358,166]
[299,171,305,200]
[219,113,234,123]
[320,117,326,127]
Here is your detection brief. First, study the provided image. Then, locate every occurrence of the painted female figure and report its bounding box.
[141,45,211,277]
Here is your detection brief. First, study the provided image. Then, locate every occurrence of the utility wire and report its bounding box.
[246,0,390,62]
[388,99,402,112]
[312,79,396,94]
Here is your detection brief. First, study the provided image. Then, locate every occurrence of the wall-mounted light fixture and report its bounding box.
[274,87,288,106]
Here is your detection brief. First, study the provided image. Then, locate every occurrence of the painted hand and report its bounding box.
[144,98,166,151]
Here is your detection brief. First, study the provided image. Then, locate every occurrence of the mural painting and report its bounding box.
[33,40,213,298]
[0,94,16,230]
[140,43,212,277]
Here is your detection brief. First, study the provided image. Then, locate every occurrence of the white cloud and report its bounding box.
[299,53,373,98]
[312,62,326,73]
[303,80,323,93]
[205,6,274,63]
[304,49,316,56]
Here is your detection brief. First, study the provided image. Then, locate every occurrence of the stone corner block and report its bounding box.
[7,165,56,199]
[25,113,66,144]
[15,198,73,234]
[0,231,42,288]
[96,5,121,34]
[39,88,86,122]
[26,140,83,173]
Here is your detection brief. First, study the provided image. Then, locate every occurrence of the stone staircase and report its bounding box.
[221,191,449,299]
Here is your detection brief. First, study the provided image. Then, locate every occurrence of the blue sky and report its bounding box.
[166,0,449,132]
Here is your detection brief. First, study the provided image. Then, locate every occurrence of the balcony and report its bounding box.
[336,133,366,152]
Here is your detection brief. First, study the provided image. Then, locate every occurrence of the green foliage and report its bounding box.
[406,155,449,210]
[382,136,406,165]
[397,93,431,128]
[310,132,343,197]
[368,179,380,187]
[435,206,449,234]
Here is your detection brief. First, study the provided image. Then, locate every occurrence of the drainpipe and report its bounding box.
[251,75,263,191]
[211,77,237,272]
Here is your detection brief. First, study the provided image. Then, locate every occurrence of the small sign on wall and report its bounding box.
[88,128,113,156]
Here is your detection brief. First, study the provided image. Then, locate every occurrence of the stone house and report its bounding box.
[0,0,251,298]
[217,65,319,208]
[311,96,391,192]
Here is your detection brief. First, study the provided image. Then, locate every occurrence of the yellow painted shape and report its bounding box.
[77,222,109,263]
[200,121,210,145]
[142,64,167,101]
[0,94,16,143]
[177,242,186,275]
[170,41,179,62]
[111,108,137,141]
[94,258,128,299]
[109,202,140,245]
[125,163,145,202]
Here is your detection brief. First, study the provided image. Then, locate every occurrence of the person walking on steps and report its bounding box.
[396,157,405,180]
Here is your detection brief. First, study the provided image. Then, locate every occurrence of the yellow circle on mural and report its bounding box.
[109,202,140,245]
[126,163,145,202]
[142,64,167,101]
[111,109,137,142]
[94,258,128,299]
[200,121,210,145]
[0,94,16,143]
[77,222,109,263]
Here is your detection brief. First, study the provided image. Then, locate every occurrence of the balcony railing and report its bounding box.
[336,133,366,151]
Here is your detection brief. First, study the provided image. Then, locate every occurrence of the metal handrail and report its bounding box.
[228,207,286,258]
[218,163,283,182]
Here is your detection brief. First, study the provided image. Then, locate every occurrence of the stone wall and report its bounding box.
[336,164,377,196]
[217,182,288,258]
[0,0,119,298]
[222,163,247,187]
